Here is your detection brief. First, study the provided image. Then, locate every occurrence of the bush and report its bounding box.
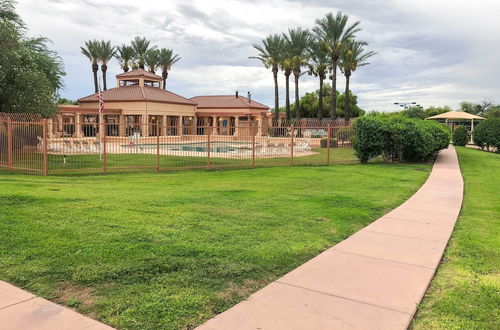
[320,138,338,148]
[452,126,469,146]
[353,116,451,163]
[473,118,500,152]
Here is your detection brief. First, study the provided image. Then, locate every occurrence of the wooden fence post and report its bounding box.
[43,119,48,176]
[290,124,294,166]
[7,118,12,172]
[326,124,331,165]
[207,131,211,169]
[157,124,160,172]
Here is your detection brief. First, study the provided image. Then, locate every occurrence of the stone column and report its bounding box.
[141,115,149,137]
[75,113,83,138]
[212,116,218,135]
[192,116,197,135]
[234,116,240,137]
[177,116,183,136]
[47,119,54,138]
[118,115,126,137]
[161,115,167,136]
[256,117,262,137]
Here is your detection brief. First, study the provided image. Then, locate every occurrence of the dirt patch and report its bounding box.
[56,282,97,311]
[216,279,270,302]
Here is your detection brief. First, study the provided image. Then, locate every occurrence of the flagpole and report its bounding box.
[98,77,103,162]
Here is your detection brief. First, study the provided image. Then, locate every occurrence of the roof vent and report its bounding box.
[247,91,251,103]
[235,91,239,98]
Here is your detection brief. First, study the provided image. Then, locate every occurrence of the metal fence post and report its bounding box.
[326,124,331,165]
[42,119,48,176]
[252,135,256,168]
[290,124,294,166]
[207,130,211,169]
[156,124,160,172]
[7,118,12,172]
[103,132,107,174]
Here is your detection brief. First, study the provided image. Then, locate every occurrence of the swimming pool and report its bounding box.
[122,142,253,153]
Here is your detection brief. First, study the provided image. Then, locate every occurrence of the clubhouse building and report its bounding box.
[52,69,271,138]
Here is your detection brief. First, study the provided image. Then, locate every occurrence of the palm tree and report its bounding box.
[280,41,293,120]
[80,39,100,93]
[131,36,151,70]
[284,28,311,121]
[250,34,283,122]
[308,40,330,120]
[144,48,161,74]
[339,39,375,121]
[115,45,134,73]
[97,40,115,91]
[159,48,181,89]
[313,12,361,119]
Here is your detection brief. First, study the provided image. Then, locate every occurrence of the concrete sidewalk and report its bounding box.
[197,146,463,330]
[0,281,113,330]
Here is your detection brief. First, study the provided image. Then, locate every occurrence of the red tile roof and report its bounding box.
[78,86,197,105]
[190,95,269,110]
[116,68,162,80]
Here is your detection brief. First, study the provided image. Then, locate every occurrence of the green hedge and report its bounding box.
[353,116,451,163]
[320,138,338,148]
[473,118,500,152]
[452,126,469,146]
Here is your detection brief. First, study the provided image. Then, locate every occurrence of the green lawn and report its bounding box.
[0,162,429,329]
[10,148,357,174]
[412,147,500,329]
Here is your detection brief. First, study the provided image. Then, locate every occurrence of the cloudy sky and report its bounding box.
[17,0,500,111]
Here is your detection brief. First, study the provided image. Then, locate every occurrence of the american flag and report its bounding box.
[98,90,104,115]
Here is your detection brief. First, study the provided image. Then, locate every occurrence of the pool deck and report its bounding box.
[196,146,464,330]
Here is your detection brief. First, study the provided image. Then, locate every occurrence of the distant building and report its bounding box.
[52,69,270,138]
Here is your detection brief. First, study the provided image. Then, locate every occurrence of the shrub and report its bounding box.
[452,126,469,146]
[353,116,451,163]
[473,118,500,152]
[320,138,338,148]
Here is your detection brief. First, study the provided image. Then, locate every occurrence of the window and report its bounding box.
[144,80,161,88]
[119,79,139,86]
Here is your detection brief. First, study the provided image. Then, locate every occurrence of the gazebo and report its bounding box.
[426,111,485,133]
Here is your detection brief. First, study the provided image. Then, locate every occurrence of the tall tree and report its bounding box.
[159,48,181,89]
[97,40,115,91]
[0,0,65,117]
[144,48,160,74]
[284,28,311,121]
[80,39,100,93]
[131,36,151,70]
[280,40,294,120]
[339,39,375,121]
[313,12,361,119]
[308,39,330,119]
[250,34,283,122]
[115,45,134,73]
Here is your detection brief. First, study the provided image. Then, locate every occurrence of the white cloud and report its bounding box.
[15,0,500,111]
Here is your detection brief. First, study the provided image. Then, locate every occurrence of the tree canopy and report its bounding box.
[285,84,365,118]
[0,0,65,117]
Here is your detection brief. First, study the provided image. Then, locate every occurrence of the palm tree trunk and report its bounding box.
[162,70,168,90]
[92,63,99,93]
[102,64,108,91]
[331,57,338,119]
[285,72,291,121]
[318,75,324,120]
[344,73,351,122]
[123,64,129,73]
[294,73,300,120]
[273,68,279,122]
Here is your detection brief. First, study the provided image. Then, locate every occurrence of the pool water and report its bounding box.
[122,142,252,153]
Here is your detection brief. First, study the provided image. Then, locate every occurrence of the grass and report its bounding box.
[10,148,357,173]
[412,147,500,329]
[0,162,430,329]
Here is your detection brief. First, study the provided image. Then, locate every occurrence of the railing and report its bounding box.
[0,120,356,175]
